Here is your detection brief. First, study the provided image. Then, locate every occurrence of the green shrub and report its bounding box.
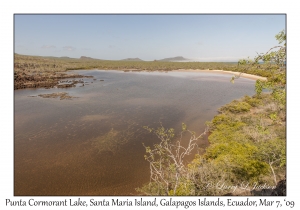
[208,123,247,144]
[243,95,262,107]
[233,159,269,182]
[272,88,286,105]
[220,100,251,113]
[205,141,269,182]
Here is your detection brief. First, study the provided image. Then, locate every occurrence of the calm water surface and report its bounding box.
[14,70,255,195]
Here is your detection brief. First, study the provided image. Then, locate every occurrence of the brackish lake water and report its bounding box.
[14,70,256,195]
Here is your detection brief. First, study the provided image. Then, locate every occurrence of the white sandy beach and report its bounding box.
[173,69,268,81]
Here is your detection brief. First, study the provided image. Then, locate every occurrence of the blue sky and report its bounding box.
[14,14,285,61]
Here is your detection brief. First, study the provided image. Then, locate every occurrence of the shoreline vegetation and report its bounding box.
[14,32,286,197]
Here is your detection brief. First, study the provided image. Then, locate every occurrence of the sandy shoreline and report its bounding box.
[173,69,268,81]
[119,69,267,81]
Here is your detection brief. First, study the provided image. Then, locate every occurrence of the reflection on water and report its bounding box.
[14,70,255,195]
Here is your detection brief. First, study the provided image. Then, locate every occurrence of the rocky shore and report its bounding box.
[14,71,93,90]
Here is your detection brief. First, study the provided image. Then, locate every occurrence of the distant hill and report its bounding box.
[121,58,144,61]
[33,55,76,60]
[80,56,96,60]
[157,56,189,62]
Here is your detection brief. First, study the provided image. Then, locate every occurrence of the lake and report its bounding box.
[14,70,256,195]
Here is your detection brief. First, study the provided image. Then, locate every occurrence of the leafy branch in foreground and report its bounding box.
[238,30,286,72]
[138,123,208,195]
[256,138,286,185]
[237,30,286,106]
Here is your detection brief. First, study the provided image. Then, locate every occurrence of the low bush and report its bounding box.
[243,95,262,107]
[219,100,252,113]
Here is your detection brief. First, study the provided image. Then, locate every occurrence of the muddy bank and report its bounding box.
[14,71,93,90]
[37,92,78,100]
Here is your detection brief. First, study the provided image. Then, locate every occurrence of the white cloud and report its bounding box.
[63,46,76,51]
[41,45,56,49]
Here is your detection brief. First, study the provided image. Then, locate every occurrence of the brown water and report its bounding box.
[14,70,255,195]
